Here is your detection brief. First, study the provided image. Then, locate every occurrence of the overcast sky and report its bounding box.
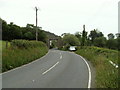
[0,0,119,37]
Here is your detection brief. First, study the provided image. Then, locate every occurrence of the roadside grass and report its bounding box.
[2,40,48,72]
[75,46,119,88]
[0,41,11,72]
[2,41,10,50]
[0,41,2,50]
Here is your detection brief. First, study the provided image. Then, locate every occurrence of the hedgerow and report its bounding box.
[2,40,48,72]
[11,40,46,49]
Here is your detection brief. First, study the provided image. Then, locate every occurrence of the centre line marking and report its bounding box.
[42,61,59,75]
[60,55,62,59]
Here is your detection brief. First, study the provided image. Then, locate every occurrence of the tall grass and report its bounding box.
[76,46,119,88]
[2,40,48,72]
[2,41,10,50]
[0,41,2,50]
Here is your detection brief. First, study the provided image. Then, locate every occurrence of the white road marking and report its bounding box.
[32,80,35,82]
[60,55,62,59]
[60,52,62,59]
[109,61,118,69]
[79,55,91,88]
[42,61,59,75]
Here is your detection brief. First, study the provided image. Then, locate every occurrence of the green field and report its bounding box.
[2,40,48,72]
[76,46,119,88]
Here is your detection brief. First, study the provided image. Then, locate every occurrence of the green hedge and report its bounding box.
[11,40,46,49]
[2,40,48,72]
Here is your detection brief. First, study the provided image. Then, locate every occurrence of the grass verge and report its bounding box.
[75,46,119,88]
[2,40,48,72]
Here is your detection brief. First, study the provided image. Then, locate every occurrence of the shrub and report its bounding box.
[2,40,48,72]
[11,40,45,49]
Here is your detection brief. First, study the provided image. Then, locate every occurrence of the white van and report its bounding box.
[69,46,77,51]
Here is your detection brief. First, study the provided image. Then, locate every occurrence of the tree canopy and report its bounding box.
[2,19,47,43]
[108,33,114,39]
[94,37,107,47]
[89,29,103,42]
[62,34,80,46]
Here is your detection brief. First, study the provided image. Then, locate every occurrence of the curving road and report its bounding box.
[2,50,92,88]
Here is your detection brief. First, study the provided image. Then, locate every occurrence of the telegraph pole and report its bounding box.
[35,7,38,41]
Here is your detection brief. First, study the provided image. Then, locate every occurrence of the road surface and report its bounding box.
[2,50,92,88]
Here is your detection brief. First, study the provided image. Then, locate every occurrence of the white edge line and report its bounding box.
[1,50,50,75]
[79,55,91,88]
[42,61,59,75]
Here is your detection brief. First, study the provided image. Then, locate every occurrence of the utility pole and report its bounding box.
[35,7,38,41]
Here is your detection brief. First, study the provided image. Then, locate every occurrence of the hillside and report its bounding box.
[43,30,60,39]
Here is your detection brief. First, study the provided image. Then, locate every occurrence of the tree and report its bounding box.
[50,40,57,49]
[108,33,114,39]
[62,34,80,46]
[89,29,103,43]
[2,20,11,48]
[8,22,22,40]
[94,37,107,47]
[2,19,47,44]
[26,24,34,28]
[2,20,10,41]
[61,33,70,38]
[86,38,92,46]
[75,32,82,42]
[116,33,120,38]
[21,24,47,42]
[81,25,87,46]
[2,21,22,41]
[2,20,22,47]
[24,32,34,40]
[106,39,117,49]
[38,30,47,43]
[116,37,120,50]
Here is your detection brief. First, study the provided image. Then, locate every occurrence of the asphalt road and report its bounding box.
[2,50,92,88]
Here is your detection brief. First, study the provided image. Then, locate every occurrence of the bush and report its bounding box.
[62,34,80,46]
[11,40,45,49]
[62,44,70,51]
[2,40,48,72]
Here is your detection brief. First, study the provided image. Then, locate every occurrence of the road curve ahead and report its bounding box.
[2,50,91,88]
